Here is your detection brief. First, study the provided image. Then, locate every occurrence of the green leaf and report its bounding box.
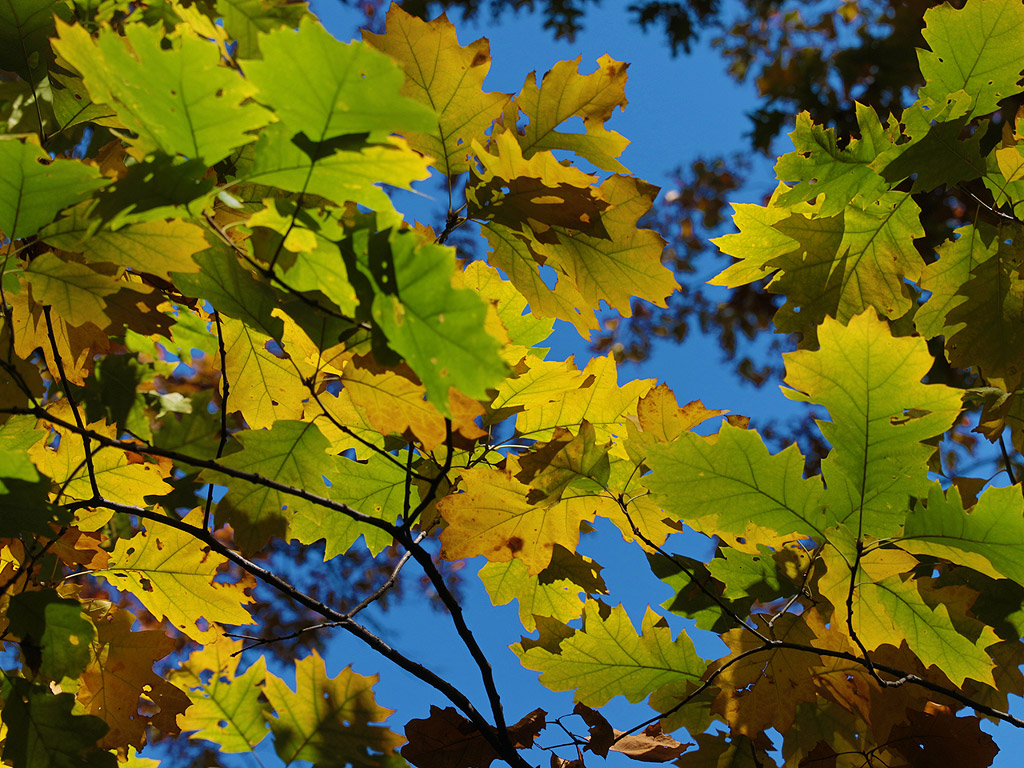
[901,484,1024,587]
[0,0,61,82]
[774,106,893,215]
[7,589,96,681]
[877,97,985,192]
[246,198,358,316]
[784,311,964,538]
[216,0,309,59]
[942,225,1024,389]
[244,122,431,213]
[516,602,706,707]
[479,547,604,631]
[646,424,828,551]
[53,20,271,163]
[0,135,108,240]
[291,453,405,559]
[264,651,404,768]
[365,230,506,409]
[172,636,270,753]
[172,246,282,339]
[203,420,335,554]
[1,678,114,768]
[650,552,759,634]
[915,223,992,340]
[819,545,998,687]
[917,0,1024,120]
[245,18,435,142]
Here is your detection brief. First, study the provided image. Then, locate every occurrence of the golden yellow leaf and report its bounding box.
[97,510,256,643]
[363,5,510,176]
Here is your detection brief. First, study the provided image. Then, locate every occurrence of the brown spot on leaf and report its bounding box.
[470,50,488,67]
[507,536,524,553]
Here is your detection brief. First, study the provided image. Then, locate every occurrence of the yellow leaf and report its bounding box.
[265,651,404,767]
[30,406,174,527]
[364,5,510,176]
[511,54,631,173]
[221,314,305,429]
[171,632,269,753]
[9,285,111,384]
[42,206,208,279]
[515,354,655,442]
[97,509,256,643]
[438,458,598,574]
[468,131,608,233]
[341,362,484,450]
[23,253,122,329]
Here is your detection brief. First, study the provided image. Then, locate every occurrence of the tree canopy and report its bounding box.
[1,0,1024,767]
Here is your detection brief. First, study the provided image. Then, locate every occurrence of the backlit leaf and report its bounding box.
[172,633,270,753]
[203,420,335,554]
[364,5,510,176]
[511,54,631,173]
[54,21,270,164]
[917,0,1024,119]
[0,135,108,240]
[245,18,435,141]
[516,602,705,707]
[98,509,256,643]
[264,651,404,768]
[784,311,963,539]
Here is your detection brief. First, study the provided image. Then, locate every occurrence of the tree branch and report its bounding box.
[7,405,402,536]
[69,497,533,767]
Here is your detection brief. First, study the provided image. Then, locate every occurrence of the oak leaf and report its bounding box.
[364,5,510,176]
[97,509,256,643]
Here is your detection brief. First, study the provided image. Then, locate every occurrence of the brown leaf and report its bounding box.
[77,602,191,754]
[609,723,690,762]
[403,706,498,768]
[574,702,613,757]
[509,708,547,748]
[889,706,998,768]
[402,706,546,768]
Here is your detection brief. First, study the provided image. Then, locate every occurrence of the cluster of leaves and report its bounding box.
[2,1,1024,768]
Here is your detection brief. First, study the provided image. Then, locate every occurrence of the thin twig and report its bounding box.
[612,634,1024,745]
[845,540,897,688]
[201,211,367,327]
[405,418,453,527]
[204,310,231,530]
[43,306,100,500]
[305,383,430,481]
[225,622,342,654]
[346,532,426,619]
[766,543,820,630]
[619,502,769,643]
[401,536,514,746]
[998,431,1017,485]
[6,405,401,536]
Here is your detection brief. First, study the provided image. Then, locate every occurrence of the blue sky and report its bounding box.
[190,1,1024,765]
